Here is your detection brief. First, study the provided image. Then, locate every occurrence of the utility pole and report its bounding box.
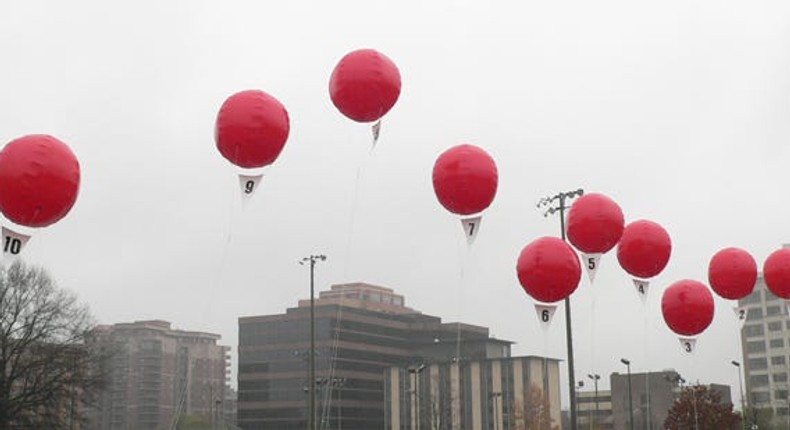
[538,188,583,430]
[301,254,327,430]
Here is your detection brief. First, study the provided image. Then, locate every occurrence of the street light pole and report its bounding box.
[621,359,634,430]
[732,360,747,430]
[538,188,583,430]
[301,254,327,430]
[587,374,600,430]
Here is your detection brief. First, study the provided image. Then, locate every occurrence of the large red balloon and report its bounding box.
[616,220,671,279]
[432,145,498,216]
[661,279,715,336]
[215,90,290,169]
[764,248,790,299]
[517,237,581,303]
[708,247,757,300]
[329,49,401,123]
[0,135,80,228]
[566,193,625,254]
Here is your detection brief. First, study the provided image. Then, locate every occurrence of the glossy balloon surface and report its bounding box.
[566,193,625,254]
[215,90,290,168]
[329,49,401,122]
[661,279,714,336]
[0,135,80,227]
[708,247,757,300]
[432,144,498,216]
[517,237,581,303]
[617,220,671,279]
[764,248,790,299]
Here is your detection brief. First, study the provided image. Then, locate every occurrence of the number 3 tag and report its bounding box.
[678,337,697,354]
[1,227,31,258]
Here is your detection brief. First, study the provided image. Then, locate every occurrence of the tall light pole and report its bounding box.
[538,188,583,430]
[732,360,747,430]
[587,374,600,430]
[301,254,327,430]
[621,359,634,430]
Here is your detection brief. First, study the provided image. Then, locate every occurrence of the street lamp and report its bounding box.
[732,360,747,430]
[538,188,583,430]
[587,374,601,428]
[408,364,427,430]
[300,254,327,430]
[621,359,634,430]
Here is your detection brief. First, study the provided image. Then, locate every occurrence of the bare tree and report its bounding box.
[0,260,105,430]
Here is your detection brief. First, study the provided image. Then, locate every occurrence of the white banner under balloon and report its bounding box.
[534,303,558,331]
[460,215,482,245]
[238,174,264,202]
[1,226,31,259]
[581,253,602,283]
[678,337,697,354]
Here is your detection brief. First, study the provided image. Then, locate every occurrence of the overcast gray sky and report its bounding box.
[3,0,790,408]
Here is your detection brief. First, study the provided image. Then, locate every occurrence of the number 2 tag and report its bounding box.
[1,227,30,258]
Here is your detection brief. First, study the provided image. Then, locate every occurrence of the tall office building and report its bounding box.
[237,282,517,430]
[90,320,231,429]
[384,356,562,430]
[739,259,790,421]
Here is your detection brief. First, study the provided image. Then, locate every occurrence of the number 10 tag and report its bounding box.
[1,227,30,258]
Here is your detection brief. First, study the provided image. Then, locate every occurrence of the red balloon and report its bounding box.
[661,279,715,336]
[0,135,80,228]
[764,248,790,299]
[616,220,671,279]
[215,90,290,169]
[708,247,757,300]
[329,49,401,123]
[566,193,625,254]
[432,145,498,216]
[517,237,581,303]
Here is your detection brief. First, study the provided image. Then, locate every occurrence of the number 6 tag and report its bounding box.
[1,227,31,258]
[534,303,558,331]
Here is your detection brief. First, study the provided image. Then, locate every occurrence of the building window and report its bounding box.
[776,390,788,400]
[747,308,764,320]
[741,292,761,304]
[769,321,783,332]
[767,306,783,316]
[774,373,788,383]
[744,325,765,337]
[751,375,770,387]
[753,391,771,403]
[747,341,767,353]
[750,358,768,370]
[770,339,785,348]
[771,356,786,366]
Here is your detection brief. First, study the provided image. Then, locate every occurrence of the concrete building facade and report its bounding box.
[90,320,231,429]
[237,283,524,430]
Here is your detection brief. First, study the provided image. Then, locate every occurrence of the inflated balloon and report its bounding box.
[566,193,625,254]
[432,145,498,216]
[329,49,401,123]
[661,279,715,336]
[0,135,80,228]
[215,90,290,169]
[764,248,790,299]
[708,247,757,300]
[616,220,671,279]
[517,237,581,303]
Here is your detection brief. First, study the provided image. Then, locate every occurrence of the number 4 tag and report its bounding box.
[1,227,31,258]
[633,279,649,303]
[534,303,558,331]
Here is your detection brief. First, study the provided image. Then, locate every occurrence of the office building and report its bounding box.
[90,320,231,429]
[739,261,790,419]
[577,388,613,429]
[237,282,520,430]
[384,356,562,430]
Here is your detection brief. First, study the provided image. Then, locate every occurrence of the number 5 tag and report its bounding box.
[1,227,31,258]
